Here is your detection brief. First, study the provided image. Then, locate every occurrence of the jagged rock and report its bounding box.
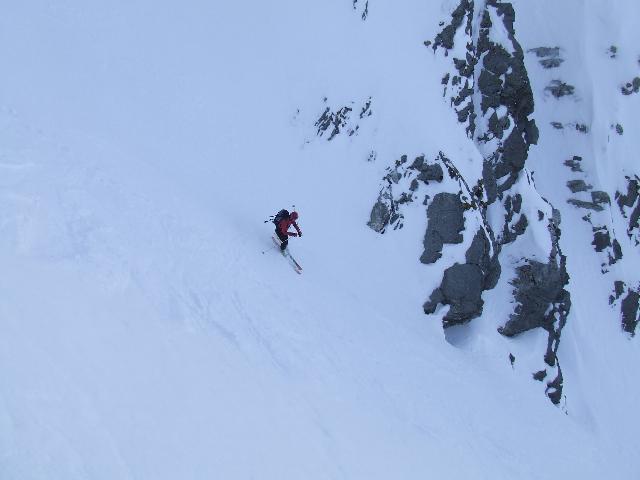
[613,281,626,302]
[411,155,425,170]
[592,229,611,252]
[498,128,528,176]
[409,155,443,183]
[575,123,589,133]
[397,193,413,205]
[610,239,623,265]
[621,290,639,335]
[433,0,472,51]
[314,97,373,140]
[367,198,391,233]
[615,177,640,242]
[438,263,485,327]
[488,112,510,138]
[546,367,563,405]
[567,199,604,212]
[502,62,535,118]
[621,77,640,95]
[423,288,445,315]
[591,191,610,205]
[417,164,444,183]
[615,123,624,135]
[465,229,501,289]
[545,80,575,98]
[501,194,528,243]
[528,46,564,69]
[420,193,465,264]
[499,259,569,336]
[424,229,500,328]
[359,97,373,118]
[564,155,583,172]
[484,45,511,75]
[524,119,539,145]
[431,1,570,405]
[540,58,564,69]
[551,122,564,129]
[567,179,591,193]
[529,47,558,57]
[479,69,503,112]
[533,370,547,381]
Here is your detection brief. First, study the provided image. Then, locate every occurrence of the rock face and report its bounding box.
[500,258,569,332]
[610,282,640,336]
[615,176,640,246]
[420,193,465,264]
[367,198,390,233]
[424,229,501,326]
[425,263,484,326]
[425,0,569,404]
[621,290,640,335]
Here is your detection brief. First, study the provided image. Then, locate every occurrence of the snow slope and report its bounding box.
[0,1,637,478]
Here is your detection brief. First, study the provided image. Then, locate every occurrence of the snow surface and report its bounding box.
[0,1,637,478]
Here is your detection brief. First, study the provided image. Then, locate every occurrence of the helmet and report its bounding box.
[290,211,299,220]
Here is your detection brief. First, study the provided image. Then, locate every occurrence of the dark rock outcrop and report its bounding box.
[621,77,640,95]
[610,282,640,336]
[315,97,372,140]
[621,289,640,335]
[367,155,445,234]
[567,198,604,212]
[615,176,640,245]
[367,197,391,233]
[567,179,591,193]
[422,0,571,404]
[564,155,583,172]
[425,263,485,327]
[528,47,564,69]
[499,258,569,336]
[420,193,465,264]
[595,229,623,266]
[545,80,575,98]
[424,229,501,326]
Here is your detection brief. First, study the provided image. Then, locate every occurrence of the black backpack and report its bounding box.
[273,209,289,226]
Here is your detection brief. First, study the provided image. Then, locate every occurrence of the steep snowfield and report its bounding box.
[0,1,637,478]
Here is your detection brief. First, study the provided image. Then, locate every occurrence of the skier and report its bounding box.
[273,209,302,252]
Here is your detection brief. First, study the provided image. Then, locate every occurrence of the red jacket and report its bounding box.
[278,217,302,237]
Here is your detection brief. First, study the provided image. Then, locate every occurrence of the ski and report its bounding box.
[272,236,303,274]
